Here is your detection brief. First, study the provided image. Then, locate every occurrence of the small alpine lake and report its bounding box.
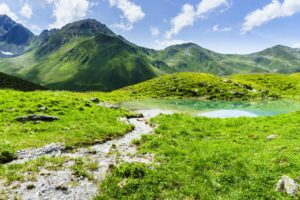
[120,99,300,118]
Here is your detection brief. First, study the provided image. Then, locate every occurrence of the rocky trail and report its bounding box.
[0,110,158,200]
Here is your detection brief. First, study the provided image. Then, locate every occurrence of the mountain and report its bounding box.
[0,19,160,91]
[247,45,300,73]
[0,18,300,92]
[35,19,116,57]
[151,43,232,75]
[152,43,300,75]
[0,15,16,35]
[0,72,44,91]
[0,15,34,58]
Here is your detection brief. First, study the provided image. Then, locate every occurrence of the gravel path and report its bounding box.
[0,112,156,200]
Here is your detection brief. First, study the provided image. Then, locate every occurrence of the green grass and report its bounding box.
[1,72,300,198]
[0,156,69,184]
[115,72,300,101]
[97,112,300,199]
[0,90,133,162]
[0,156,99,184]
[231,73,300,98]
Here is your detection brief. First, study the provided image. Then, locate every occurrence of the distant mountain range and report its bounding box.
[0,15,300,91]
[0,15,34,58]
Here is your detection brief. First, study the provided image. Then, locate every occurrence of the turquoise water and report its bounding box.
[121,99,300,118]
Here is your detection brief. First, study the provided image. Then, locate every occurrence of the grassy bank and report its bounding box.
[111,73,300,101]
[0,90,132,163]
[97,112,300,199]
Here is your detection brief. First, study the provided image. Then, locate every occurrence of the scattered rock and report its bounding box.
[85,103,92,107]
[16,115,59,123]
[39,106,48,111]
[276,175,299,196]
[1,114,155,200]
[118,179,127,189]
[97,102,119,109]
[223,79,232,83]
[16,143,65,160]
[86,149,97,155]
[62,127,70,131]
[242,84,253,90]
[90,97,100,103]
[266,135,278,141]
[55,184,68,192]
[26,184,35,190]
[230,91,245,97]
[108,163,115,170]
[126,113,144,119]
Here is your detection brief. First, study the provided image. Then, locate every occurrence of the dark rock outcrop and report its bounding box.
[16,114,59,122]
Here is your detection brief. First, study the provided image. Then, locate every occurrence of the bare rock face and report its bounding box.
[276,175,299,196]
[16,114,59,122]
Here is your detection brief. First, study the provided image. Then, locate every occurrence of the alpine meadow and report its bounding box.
[1,0,300,199]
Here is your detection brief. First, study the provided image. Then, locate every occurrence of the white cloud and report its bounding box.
[154,39,192,50]
[212,24,232,32]
[165,4,196,39]
[20,3,33,19]
[242,0,300,34]
[26,23,41,34]
[197,0,229,16]
[109,0,145,31]
[47,0,90,29]
[150,27,160,36]
[0,3,18,21]
[165,0,229,39]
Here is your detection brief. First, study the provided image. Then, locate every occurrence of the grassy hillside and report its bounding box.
[151,43,264,75]
[152,44,300,75]
[114,72,300,101]
[0,19,300,92]
[231,73,300,98]
[0,34,159,91]
[0,72,44,91]
[0,20,161,91]
[0,90,132,163]
[97,112,300,199]
[1,72,300,198]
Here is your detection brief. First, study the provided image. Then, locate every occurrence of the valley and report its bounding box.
[0,16,300,92]
[1,72,300,199]
[0,11,300,200]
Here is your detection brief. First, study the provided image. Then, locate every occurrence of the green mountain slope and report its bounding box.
[151,43,233,75]
[246,45,300,73]
[1,18,300,91]
[153,44,300,75]
[0,20,161,91]
[0,72,44,91]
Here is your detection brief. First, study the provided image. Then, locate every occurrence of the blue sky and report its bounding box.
[1,0,300,54]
